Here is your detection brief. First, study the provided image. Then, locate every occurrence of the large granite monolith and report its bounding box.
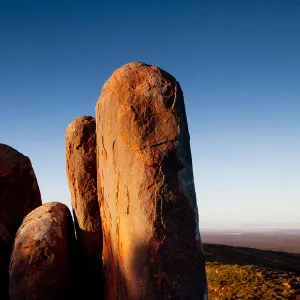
[0,143,42,235]
[96,62,208,299]
[65,116,103,296]
[9,202,76,300]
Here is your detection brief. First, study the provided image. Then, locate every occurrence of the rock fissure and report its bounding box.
[150,139,177,148]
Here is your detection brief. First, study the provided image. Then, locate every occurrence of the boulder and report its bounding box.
[95,62,208,299]
[9,202,76,300]
[0,143,42,236]
[65,116,103,296]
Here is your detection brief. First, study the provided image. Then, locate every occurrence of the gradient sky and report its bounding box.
[1,0,299,229]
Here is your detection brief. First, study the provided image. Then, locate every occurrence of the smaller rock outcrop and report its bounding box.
[0,143,42,236]
[65,116,103,296]
[9,202,76,300]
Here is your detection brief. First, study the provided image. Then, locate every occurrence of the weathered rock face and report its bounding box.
[0,143,42,236]
[96,62,208,299]
[0,223,12,300]
[65,116,103,296]
[9,202,76,300]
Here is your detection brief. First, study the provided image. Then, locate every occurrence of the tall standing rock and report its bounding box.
[9,202,76,300]
[0,143,42,236]
[65,116,103,296]
[96,62,208,299]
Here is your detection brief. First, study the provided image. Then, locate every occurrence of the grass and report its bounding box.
[206,260,300,299]
[202,243,300,299]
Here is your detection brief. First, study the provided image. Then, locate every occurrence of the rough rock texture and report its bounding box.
[9,202,76,300]
[0,223,12,300]
[96,62,208,299]
[0,143,42,236]
[65,116,103,296]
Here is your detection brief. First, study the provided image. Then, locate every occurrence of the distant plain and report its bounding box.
[201,229,300,254]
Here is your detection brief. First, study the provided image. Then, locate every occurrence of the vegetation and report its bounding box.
[202,243,300,299]
[206,261,300,299]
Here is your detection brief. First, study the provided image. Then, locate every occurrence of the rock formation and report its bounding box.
[65,116,103,296]
[0,143,42,299]
[96,62,208,299]
[0,143,42,236]
[9,202,76,300]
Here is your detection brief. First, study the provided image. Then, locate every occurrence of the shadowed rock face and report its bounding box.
[96,62,208,299]
[65,116,103,296]
[0,223,12,300]
[9,202,76,300]
[0,143,42,236]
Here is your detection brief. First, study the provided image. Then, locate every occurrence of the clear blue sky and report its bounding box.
[1,0,299,229]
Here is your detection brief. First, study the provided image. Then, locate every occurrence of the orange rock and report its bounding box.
[96,62,208,299]
[0,143,42,235]
[65,116,103,297]
[0,144,42,299]
[9,202,76,300]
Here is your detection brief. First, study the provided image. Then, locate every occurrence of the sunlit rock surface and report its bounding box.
[96,62,208,299]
